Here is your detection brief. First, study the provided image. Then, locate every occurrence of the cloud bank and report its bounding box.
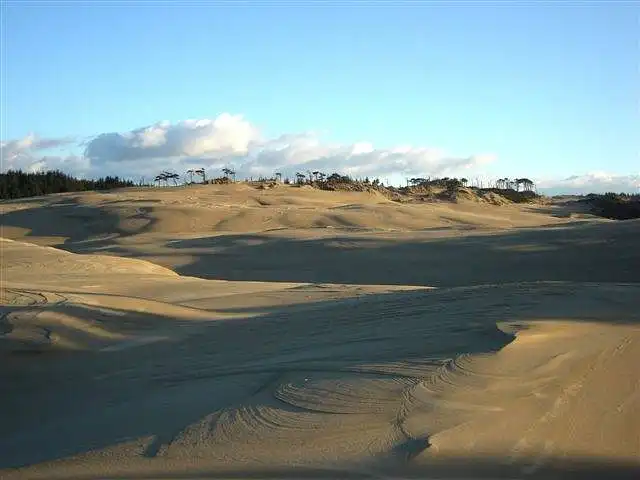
[2,113,637,194]
[537,172,640,195]
[2,113,494,183]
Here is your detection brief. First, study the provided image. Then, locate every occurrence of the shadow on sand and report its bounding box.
[163,221,637,287]
[1,282,639,476]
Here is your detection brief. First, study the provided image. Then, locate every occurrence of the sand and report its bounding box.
[1,184,638,479]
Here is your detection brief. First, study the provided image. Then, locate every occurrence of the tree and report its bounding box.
[222,167,236,182]
[161,171,179,186]
[295,172,306,185]
[275,172,282,182]
[515,178,535,192]
[519,178,535,192]
[0,169,136,200]
[186,169,195,184]
[154,172,168,186]
[195,168,206,183]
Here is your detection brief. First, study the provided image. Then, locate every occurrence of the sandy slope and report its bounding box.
[1,184,639,479]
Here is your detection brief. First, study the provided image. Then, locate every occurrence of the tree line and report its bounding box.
[0,169,136,200]
[150,166,538,194]
[1,167,541,201]
[580,192,640,220]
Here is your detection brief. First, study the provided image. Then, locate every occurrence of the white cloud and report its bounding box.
[1,133,76,172]
[537,172,640,195]
[83,113,260,163]
[4,113,495,182]
[5,113,635,195]
[1,133,74,156]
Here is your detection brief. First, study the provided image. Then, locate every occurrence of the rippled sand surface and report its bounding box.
[1,185,638,479]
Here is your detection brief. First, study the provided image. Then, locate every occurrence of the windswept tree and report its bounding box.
[186,169,195,183]
[161,171,180,186]
[275,172,282,182]
[195,168,206,183]
[498,178,516,190]
[518,178,535,192]
[222,167,236,182]
[295,172,306,185]
[154,172,168,186]
[409,177,427,186]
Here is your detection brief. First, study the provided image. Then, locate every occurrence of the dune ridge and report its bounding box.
[1,184,638,478]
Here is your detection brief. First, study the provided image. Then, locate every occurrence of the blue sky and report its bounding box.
[2,1,639,192]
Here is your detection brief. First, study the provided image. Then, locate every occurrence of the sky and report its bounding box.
[1,0,638,194]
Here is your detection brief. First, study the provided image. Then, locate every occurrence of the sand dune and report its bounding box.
[1,184,638,479]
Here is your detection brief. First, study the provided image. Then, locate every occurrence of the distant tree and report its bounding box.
[222,167,236,181]
[514,178,524,192]
[326,172,352,183]
[295,172,306,185]
[499,178,515,190]
[275,172,282,182]
[519,178,535,192]
[0,169,135,200]
[160,171,179,186]
[195,168,206,183]
[154,173,167,186]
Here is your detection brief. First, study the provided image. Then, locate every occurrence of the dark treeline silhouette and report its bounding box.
[0,169,136,200]
[580,192,640,220]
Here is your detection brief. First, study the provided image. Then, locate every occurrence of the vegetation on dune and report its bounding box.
[5,168,637,221]
[0,167,539,205]
[578,192,640,220]
[162,167,542,204]
[0,169,136,200]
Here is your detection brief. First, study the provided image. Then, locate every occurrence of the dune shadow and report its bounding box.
[3,198,638,289]
[0,196,161,249]
[159,220,639,287]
